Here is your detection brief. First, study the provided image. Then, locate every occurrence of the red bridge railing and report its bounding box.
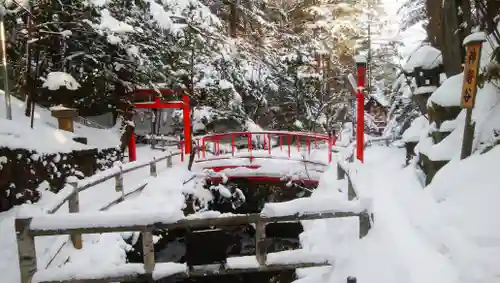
[183,131,336,163]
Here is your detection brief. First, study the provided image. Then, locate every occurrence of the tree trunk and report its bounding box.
[425,0,443,48]
[441,0,468,76]
[229,0,238,37]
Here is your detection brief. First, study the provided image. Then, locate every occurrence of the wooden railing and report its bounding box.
[16,208,370,283]
[42,150,181,251]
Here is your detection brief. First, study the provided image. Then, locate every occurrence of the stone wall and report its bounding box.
[0,147,121,212]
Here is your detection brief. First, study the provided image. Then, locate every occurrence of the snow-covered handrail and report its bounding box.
[15,209,367,283]
[46,150,181,214]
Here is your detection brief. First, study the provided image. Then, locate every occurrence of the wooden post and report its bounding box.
[68,182,82,249]
[337,163,345,180]
[267,134,271,154]
[15,218,37,283]
[305,136,309,155]
[460,35,485,159]
[202,138,206,158]
[167,155,173,168]
[359,212,371,238]
[197,139,200,158]
[115,166,124,193]
[255,220,266,265]
[142,231,155,282]
[347,176,356,201]
[231,134,235,156]
[287,135,291,158]
[248,133,252,152]
[50,107,78,133]
[149,158,157,177]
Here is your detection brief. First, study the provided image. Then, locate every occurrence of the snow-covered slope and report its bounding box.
[296,145,500,283]
[0,93,120,152]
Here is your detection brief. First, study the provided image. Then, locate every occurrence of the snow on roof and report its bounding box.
[427,73,463,107]
[42,72,81,91]
[463,31,487,45]
[403,45,442,72]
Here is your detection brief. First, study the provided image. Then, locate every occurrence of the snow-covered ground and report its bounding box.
[0,94,119,152]
[295,145,500,283]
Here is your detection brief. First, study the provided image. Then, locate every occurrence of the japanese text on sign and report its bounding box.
[461,42,482,109]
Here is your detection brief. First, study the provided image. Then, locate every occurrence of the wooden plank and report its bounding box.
[255,220,266,265]
[142,231,155,282]
[99,182,148,211]
[27,211,363,236]
[15,218,37,283]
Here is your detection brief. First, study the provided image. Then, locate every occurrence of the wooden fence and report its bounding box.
[14,136,396,282]
[43,150,180,250]
[16,208,370,283]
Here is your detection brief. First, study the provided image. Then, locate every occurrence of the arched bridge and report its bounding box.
[174,131,337,185]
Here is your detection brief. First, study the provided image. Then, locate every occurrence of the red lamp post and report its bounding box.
[355,56,367,163]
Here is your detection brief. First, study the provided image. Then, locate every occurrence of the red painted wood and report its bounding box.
[206,176,319,185]
[128,132,136,161]
[182,95,191,154]
[267,134,271,154]
[205,165,261,172]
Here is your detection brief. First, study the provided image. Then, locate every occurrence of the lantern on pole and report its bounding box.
[354,55,367,163]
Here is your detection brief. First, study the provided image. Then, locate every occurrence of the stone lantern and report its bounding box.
[403,45,444,114]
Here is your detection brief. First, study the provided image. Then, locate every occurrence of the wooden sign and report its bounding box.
[460,41,482,108]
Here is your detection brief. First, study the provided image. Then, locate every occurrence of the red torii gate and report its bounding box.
[127,89,191,161]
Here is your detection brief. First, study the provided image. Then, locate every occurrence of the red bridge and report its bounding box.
[177,131,336,185]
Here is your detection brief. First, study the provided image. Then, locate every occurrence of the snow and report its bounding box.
[33,263,144,282]
[0,93,120,151]
[403,45,443,72]
[152,262,186,279]
[428,73,464,107]
[266,249,331,265]
[402,115,428,142]
[414,86,438,95]
[0,117,90,153]
[41,72,81,91]
[261,196,368,217]
[29,210,184,231]
[99,9,135,33]
[463,32,487,45]
[226,256,259,269]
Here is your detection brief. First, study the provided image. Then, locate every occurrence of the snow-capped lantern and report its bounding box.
[403,45,444,89]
